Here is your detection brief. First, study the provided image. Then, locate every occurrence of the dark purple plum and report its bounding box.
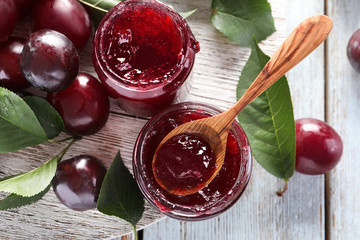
[32,0,92,50]
[47,72,110,136]
[52,155,107,211]
[14,0,36,18]
[0,0,18,42]
[19,29,79,92]
[0,37,30,90]
[347,29,360,73]
[295,118,343,175]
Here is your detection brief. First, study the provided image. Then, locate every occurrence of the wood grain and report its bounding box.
[144,0,327,239]
[326,0,360,239]
[1,0,346,239]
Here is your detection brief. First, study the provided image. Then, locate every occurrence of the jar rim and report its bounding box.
[93,0,194,96]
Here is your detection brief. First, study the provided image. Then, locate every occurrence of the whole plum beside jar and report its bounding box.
[295,118,343,175]
[47,72,110,136]
[0,0,18,42]
[19,29,79,92]
[32,0,92,50]
[0,37,30,90]
[347,29,360,73]
[52,155,107,211]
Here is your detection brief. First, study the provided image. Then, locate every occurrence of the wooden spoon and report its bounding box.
[152,15,333,195]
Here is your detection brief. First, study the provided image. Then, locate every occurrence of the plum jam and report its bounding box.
[133,102,252,220]
[92,0,199,117]
[154,133,216,193]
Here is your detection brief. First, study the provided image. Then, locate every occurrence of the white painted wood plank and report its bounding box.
[326,0,360,239]
[0,0,329,239]
[144,0,326,239]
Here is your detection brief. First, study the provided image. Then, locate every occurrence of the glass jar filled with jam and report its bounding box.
[133,102,253,220]
[92,0,199,117]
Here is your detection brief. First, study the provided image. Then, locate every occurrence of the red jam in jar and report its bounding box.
[154,133,217,193]
[133,102,252,220]
[92,0,199,117]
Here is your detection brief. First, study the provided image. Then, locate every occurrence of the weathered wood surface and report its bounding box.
[143,0,327,239]
[3,0,358,239]
[326,0,360,239]
[144,0,360,239]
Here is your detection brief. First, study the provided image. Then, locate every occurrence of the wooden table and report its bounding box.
[144,0,360,239]
[0,0,359,239]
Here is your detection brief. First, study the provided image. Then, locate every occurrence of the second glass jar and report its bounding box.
[133,102,253,220]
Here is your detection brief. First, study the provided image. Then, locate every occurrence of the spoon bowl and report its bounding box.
[153,14,333,195]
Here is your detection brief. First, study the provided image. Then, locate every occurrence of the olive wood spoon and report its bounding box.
[152,15,333,195]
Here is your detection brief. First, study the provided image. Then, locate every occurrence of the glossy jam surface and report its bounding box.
[93,0,199,117]
[101,3,183,88]
[133,103,252,220]
[154,133,216,193]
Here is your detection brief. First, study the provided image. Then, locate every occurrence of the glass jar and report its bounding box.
[133,102,253,220]
[92,0,199,117]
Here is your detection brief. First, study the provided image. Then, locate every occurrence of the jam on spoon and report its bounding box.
[153,133,216,193]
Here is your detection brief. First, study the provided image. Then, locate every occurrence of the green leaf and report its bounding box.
[78,0,123,27]
[211,0,276,47]
[0,87,48,153]
[179,9,197,19]
[236,39,295,179]
[97,151,144,227]
[24,96,64,139]
[0,156,58,197]
[0,184,51,210]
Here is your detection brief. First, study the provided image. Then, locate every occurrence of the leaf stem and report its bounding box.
[276,179,289,197]
[48,136,76,143]
[132,224,138,240]
[56,136,82,163]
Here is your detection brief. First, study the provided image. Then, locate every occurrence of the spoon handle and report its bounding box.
[224,15,332,126]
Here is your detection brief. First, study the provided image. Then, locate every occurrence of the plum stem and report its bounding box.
[48,136,77,143]
[276,179,289,197]
[56,136,82,163]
